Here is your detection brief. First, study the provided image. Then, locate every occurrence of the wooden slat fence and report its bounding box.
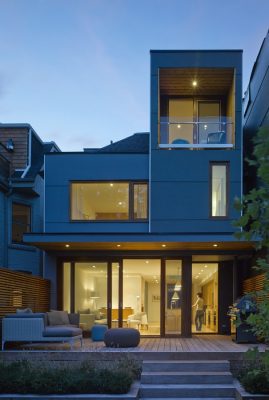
[243,273,265,295]
[0,267,50,318]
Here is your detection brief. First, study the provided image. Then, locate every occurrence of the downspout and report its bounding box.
[21,128,32,178]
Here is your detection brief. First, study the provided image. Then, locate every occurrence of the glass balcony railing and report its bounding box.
[159,116,234,148]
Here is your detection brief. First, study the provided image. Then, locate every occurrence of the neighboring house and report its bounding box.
[0,123,60,276]
[243,29,269,193]
[24,50,255,338]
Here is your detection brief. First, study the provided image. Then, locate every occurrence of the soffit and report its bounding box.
[159,68,234,96]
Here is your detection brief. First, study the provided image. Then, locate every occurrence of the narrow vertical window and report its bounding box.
[133,183,148,219]
[12,203,31,243]
[211,164,228,217]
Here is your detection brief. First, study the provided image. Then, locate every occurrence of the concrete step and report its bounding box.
[139,384,235,398]
[141,398,235,400]
[141,371,233,384]
[142,360,230,372]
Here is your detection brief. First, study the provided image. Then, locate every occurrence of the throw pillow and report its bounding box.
[47,310,69,325]
[16,308,33,314]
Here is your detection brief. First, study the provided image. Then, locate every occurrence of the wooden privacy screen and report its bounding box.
[243,273,265,294]
[0,267,50,318]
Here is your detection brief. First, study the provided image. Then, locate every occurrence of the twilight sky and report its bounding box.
[0,0,268,151]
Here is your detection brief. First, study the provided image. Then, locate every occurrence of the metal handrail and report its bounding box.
[159,121,233,125]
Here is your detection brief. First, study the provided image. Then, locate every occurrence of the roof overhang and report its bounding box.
[24,233,255,253]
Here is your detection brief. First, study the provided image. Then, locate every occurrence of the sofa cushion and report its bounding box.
[47,310,69,326]
[43,326,82,337]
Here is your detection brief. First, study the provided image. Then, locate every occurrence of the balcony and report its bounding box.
[159,116,234,149]
[158,68,235,149]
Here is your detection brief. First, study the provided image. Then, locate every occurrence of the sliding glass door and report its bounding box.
[62,257,198,337]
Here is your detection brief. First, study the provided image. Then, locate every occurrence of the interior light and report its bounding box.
[117,244,121,247]
[201,270,204,272]
[192,80,197,87]
[177,124,181,129]
[162,244,166,248]
[204,265,208,268]
[213,243,218,247]
[92,265,96,268]
[65,244,70,248]
[145,260,149,264]
[118,201,122,206]
[110,183,114,187]
[204,124,207,130]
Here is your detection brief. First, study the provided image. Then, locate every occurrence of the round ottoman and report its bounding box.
[91,324,108,341]
[104,328,140,348]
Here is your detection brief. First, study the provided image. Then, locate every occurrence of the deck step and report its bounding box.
[142,360,230,372]
[141,371,233,384]
[139,384,235,398]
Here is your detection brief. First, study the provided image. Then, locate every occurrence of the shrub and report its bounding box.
[0,359,134,394]
[237,348,269,394]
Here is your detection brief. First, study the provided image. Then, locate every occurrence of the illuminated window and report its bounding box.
[71,182,148,221]
[210,164,228,217]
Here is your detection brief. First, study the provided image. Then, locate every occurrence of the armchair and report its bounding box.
[127,312,148,330]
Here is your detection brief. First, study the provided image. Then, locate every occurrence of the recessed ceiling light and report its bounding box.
[65,244,70,248]
[192,80,197,87]
[213,243,218,247]
[177,124,181,129]
[110,183,114,187]
[162,244,166,248]
[117,244,121,247]
[204,265,208,268]
[145,260,149,264]
[118,201,122,206]
[92,265,96,268]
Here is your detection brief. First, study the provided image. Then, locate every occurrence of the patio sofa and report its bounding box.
[2,310,83,350]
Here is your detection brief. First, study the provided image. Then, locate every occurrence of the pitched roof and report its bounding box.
[84,132,149,154]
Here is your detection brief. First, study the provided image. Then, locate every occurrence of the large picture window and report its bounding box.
[71,182,148,221]
[12,203,31,243]
[210,163,228,217]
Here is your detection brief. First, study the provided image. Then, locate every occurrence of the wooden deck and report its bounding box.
[6,334,266,354]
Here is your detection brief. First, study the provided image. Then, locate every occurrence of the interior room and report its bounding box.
[191,263,218,333]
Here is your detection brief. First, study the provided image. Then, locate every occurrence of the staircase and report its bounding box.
[139,360,236,399]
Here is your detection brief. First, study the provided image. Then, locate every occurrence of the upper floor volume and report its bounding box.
[150,50,242,150]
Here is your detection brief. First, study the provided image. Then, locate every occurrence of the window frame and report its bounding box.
[11,202,32,244]
[209,162,229,219]
[70,181,149,222]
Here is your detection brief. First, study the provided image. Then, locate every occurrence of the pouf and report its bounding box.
[104,328,140,348]
[91,324,108,341]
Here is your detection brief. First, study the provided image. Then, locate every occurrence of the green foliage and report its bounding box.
[234,128,269,248]
[239,348,269,394]
[0,359,135,394]
[234,127,269,343]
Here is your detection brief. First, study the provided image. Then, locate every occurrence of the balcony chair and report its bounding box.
[207,131,226,144]
[171,138,190,145]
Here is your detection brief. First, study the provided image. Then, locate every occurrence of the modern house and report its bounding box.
[0,124,60,276]
[24,49,256,338]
